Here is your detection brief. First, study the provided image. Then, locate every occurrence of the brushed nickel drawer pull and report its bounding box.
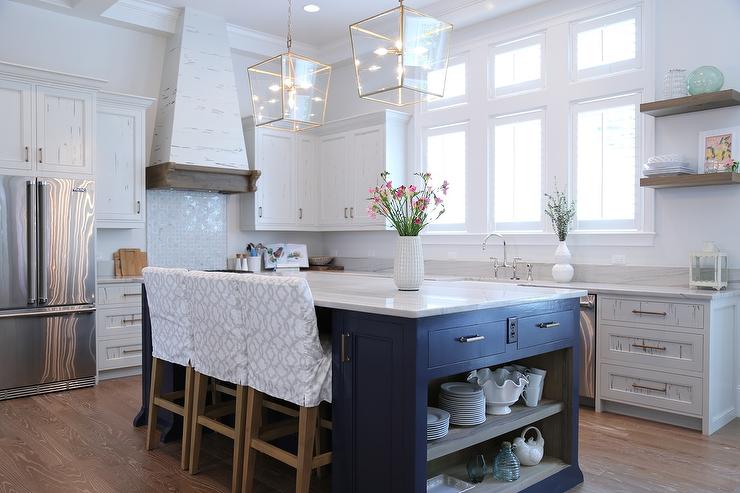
[632,383,667,393]
[350,207,354,218]
[38,147,43,163]
[122,347,142,354]
[457,335,485,343]
[632,343,667,351]
[298,208,303,220]
[536,321,560,329]
[123,293,141,297]
[123,317,143,325]
[341,333,351,362]
[344,207,348,219]
[632,309,667,316]
[25,146,29,162]
[136,200,141,214]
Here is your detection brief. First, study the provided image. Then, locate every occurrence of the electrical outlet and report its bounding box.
[507,317,518,344]
[611,254,626,265]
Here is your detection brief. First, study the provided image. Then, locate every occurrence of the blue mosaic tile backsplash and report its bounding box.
[146,189,227,270]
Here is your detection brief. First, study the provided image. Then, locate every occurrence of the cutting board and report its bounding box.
[116,248,148,277]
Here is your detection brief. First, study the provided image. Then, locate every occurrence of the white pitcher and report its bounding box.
[513,426,545,466]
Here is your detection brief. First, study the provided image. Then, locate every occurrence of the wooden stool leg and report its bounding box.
[314,411,323,479]
[231,385,247,492]
[189,372,208,474]
[180,365,195,470]
[296,406,319,493]
[241,388,263,493]
[145,356,163,451]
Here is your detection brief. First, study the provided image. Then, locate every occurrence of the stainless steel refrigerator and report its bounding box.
[0,175,96,400]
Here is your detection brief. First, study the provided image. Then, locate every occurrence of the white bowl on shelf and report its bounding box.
[468,367,528,415]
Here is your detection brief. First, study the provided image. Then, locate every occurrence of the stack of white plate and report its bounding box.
[438,382,486,426]
[643,154,696,176]
[427,407,450,441]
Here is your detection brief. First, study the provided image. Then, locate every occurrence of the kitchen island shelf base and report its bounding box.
[437,457,571,493]
[427,400,564,461]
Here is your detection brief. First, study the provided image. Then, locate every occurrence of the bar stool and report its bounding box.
[142,267,194,470]
[239,275,333,493]
[185,271,250,492]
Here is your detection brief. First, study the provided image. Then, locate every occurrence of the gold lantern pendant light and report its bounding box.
[350,0,453,106]
[248,0,331,131]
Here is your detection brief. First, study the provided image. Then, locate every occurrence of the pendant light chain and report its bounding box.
[286,0,293,51]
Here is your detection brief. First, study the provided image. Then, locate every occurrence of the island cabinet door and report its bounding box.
[332,311,425,493]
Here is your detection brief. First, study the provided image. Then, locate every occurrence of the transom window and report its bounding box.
[572,7,641,79]
[491,33,545,96]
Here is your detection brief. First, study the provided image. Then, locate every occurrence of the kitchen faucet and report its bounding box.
[482,233,509,279]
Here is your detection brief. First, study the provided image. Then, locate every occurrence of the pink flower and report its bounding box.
[385,181,393,189]
[442,180,449,195]
[368,187,376,194]
[408,185,416,193]
[373,196,381,203]
[434,196,443,205]
[414,217,422,225]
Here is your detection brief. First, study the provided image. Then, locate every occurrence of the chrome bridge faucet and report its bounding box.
[482,233,533,281]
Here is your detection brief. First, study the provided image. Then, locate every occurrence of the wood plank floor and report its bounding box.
[0,376,737,493]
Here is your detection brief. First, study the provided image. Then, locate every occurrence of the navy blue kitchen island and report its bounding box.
[135,272,585,493]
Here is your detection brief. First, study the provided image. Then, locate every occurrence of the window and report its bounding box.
[573,7,641,79]
[573,93,640,230]
[423,123,467,229]
[491,110,544,230]
[491,33,544,96]
[426,58,467,109]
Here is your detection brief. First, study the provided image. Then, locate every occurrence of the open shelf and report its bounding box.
[435,457,569,493]
[640,89,740,117]
[427,400,564,462]
[640,172,740,189]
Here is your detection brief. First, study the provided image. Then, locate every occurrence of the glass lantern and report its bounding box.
[689,251,728,290]
[248,52,331,132]
[349,1,453,106]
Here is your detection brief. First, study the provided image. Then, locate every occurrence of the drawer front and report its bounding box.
[97,336,143,370]
[428,321,506,368]
[600,297,704,329]
[599,324,703,373]
[96,306,143,340]
[600,363,703,416]
[517,310,573,349]
[97,283,142,306]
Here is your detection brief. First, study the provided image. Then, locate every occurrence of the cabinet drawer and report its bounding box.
[600,297,704,329]
[96,306,142,340]
[600,363,702,416]
[599,324,703,373]
[97,283,142,306]
[517,310,573,349]
[428,321,506,368]
[97,336,143,371]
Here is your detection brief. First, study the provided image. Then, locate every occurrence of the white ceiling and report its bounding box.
[13,0,550,50]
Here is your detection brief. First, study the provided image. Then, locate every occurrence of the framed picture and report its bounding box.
[262,243,309,270]
[698,127,739,173]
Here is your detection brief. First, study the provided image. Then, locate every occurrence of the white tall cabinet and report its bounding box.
[95,92,154,228]
[240,110,411,232]
[0,79,33,172]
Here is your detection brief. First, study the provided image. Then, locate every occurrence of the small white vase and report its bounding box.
[393,236,424,291]
[551,240,574,283]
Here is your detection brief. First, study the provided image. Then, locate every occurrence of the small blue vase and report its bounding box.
[688,66,724,95]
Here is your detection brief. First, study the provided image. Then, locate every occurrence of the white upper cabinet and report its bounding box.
[240,110,410,232]
[0,79,33,172]
[36,86,94,175]
[95,92,153,229]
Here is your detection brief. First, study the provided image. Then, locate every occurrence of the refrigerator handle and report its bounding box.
[37,181,48,305]
[26,180,37,305]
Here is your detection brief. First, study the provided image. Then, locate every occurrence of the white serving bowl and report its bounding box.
[468,367,528,415]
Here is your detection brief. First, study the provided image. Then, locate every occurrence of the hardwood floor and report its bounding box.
[0,376,737,493]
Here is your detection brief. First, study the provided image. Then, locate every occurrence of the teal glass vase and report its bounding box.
[688,66,724,95]
[493,442,521,482]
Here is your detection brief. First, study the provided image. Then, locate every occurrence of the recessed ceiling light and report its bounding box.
[303,4,320,13]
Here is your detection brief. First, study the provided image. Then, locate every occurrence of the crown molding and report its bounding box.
[226,23,319,59]
[97,90,156,108]
[100,0,180,33]
[0,59,108,88]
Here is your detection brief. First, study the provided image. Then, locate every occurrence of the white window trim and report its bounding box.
[571,6,643,81]
[410,0,655,246]
[423,52,470,111]
[490,32,546,98]
[489,108,547,232]
[570,91,643,231]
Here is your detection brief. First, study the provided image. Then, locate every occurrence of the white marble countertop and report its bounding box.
[97,276,144,284]
[514,280,740,300]
[279,271,586,318]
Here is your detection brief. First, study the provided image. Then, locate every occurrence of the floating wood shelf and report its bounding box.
[435,457,569,493]
[640,172,740,189]
[426,400,563,462]
[146,163,261,194]
[640,89,740,117]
